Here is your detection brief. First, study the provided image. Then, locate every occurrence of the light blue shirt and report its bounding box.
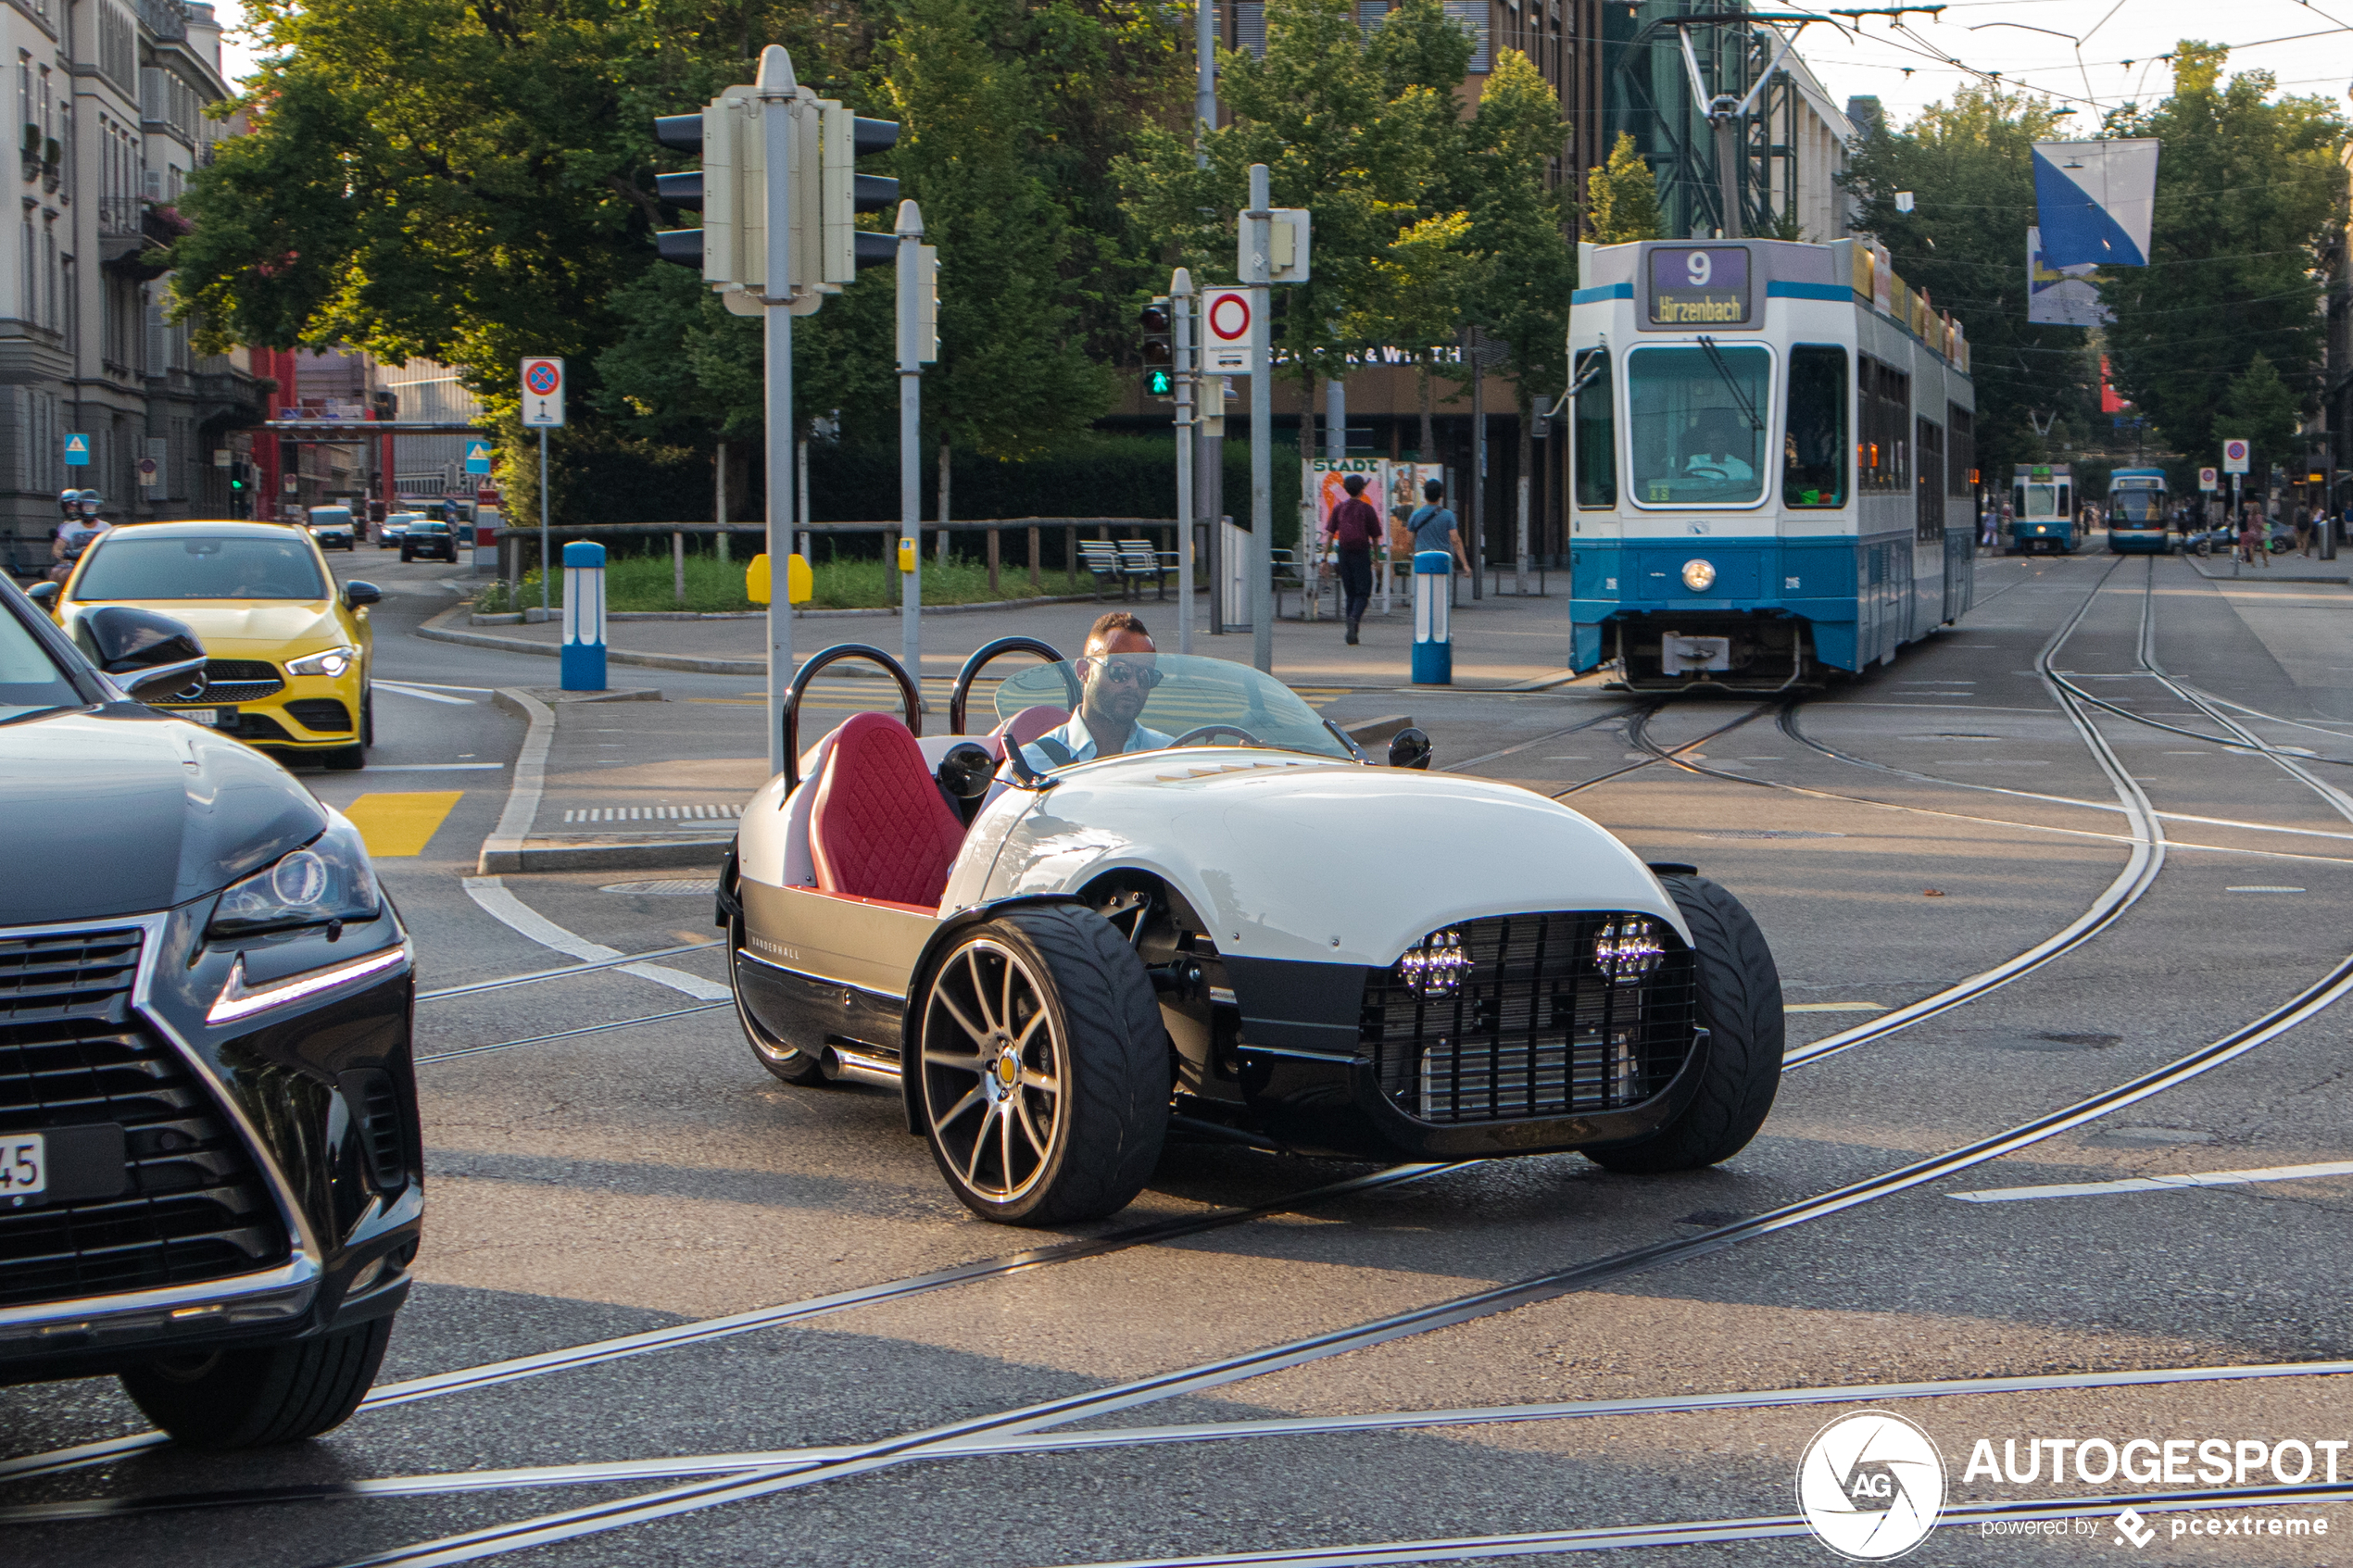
[1020,714,1176,772]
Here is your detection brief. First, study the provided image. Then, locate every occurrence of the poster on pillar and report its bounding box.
[1306,458,1389,554]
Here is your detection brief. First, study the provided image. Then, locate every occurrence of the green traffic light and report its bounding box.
[1148,370,1173,395]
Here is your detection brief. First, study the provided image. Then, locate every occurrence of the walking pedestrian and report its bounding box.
[2295,499,2314,558]
[1979,499,1997,551]
[2237,505,2268,568]
[1404,480,1471,574]
[1322,473,1381,646]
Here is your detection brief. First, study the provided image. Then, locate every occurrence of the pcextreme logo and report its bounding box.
[1796,1411,1947,1561]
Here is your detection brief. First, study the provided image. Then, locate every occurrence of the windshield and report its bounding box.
[2021,484,2059,521]
[991,655,1355,772]
[76,533,329,601]
[0,602,79,722]
[1627,345,1771,506]
[2111,489,2162,523]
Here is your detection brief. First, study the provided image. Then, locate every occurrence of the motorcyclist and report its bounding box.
[48,491,108,582]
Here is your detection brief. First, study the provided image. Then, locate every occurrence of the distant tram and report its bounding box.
[1565,236,1977,690]
[2010,464,2078,554]
[2107,468,2171,555]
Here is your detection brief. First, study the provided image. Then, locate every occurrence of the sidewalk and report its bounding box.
[2183,553,2351,586]
[421,582,1583,691]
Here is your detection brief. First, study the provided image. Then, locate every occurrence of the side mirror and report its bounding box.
[344,582,383,608]
[80,605,209,702]
[937,742,997,800]
[1387,727,1432,770]
[25,581,57,609]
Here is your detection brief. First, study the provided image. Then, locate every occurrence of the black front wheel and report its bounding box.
[1582,873,1783,1173]
[119,1316,392,1449]
[915,905,1167,1224]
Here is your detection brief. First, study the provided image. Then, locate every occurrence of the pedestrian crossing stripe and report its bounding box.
[343,792,463,857]
[561,804,745,823]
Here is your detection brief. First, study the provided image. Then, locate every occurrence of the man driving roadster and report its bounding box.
[1019,611,1176,771]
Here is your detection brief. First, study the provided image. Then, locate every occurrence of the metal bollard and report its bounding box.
[560,540,607,691]
[1411,548,1452,685]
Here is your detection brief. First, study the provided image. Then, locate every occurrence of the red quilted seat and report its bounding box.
[991,705,1070,747]
[807,712,968,909]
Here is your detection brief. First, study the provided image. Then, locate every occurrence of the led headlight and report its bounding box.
[209,812,383,937]
[1399,928,1474,997]
[1593,918,1663,984]
[1680,558,1717,592]
[286,645,359,678]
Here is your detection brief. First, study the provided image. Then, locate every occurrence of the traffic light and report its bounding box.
[1140,296,1173,399]
[654,91,900,311]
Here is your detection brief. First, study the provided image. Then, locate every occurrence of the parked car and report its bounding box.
[379,513,420,550]
[305,507,357,551]
[398,519,458,564]
[718,640,1785,1225]
[31,520,380,771]
[0,573,418,1447]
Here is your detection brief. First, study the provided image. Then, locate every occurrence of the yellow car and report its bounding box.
[41,519,380,770]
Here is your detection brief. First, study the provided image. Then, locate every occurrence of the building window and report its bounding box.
[1572,347,1616,509]
[1443,0,1491,72]
[1783,345,1847,508]
[1234,2,1266,58]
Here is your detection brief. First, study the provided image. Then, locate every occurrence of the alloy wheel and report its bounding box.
[921,938,1065,1203]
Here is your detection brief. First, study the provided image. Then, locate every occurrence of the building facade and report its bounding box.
[0,0,263,574]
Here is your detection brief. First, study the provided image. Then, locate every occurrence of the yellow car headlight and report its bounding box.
[286,645,359,679]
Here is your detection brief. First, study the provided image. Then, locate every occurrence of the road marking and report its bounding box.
[378,683,478,706]
[460,876,729,1001]
[1949,1160,2353,1203]
[2228,885,2306,893]
[560,805,742,822]
[1786,1002,1887,1013]
[362,763,507,772]
[343,792,463,857]
[384,679,495,693]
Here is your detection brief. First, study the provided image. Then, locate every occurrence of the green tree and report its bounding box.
[1843,83,2095,484]
[1585,132,1661,244]
[2099,42,2348,467]
[2212,352,2302,483]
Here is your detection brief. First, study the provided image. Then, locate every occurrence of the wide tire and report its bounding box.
[731,915,828,1085]
[915,905,1168,1225]
[119,1316,392,1449]
[1582,874,1783,1173]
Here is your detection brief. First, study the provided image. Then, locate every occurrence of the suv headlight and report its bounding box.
[209,813,383,936]
[287,645,359,678]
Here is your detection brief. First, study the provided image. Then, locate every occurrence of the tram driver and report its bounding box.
[1680,409,1758,485]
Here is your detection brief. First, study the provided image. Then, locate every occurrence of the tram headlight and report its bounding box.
[1681,558,1717,592]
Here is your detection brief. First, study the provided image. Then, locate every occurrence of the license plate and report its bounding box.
[180,707,242,727]
[0,1134,44,1199]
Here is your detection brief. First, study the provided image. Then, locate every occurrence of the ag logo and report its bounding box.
[1795,1411,1944,1560]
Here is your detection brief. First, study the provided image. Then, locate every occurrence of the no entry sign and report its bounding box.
[1204,289,1252,375]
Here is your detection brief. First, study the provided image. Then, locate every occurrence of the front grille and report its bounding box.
[283,698,352,734]
[1360,912,1698,1125]
[178,659,283,706]
[0,929,290,1309]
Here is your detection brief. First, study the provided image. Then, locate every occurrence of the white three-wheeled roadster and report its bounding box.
[718,640,1784,1224]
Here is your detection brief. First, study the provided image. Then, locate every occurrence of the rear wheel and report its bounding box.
[1582,874,1783,1173]
[915,905,1167,1224]
[119,1316,391,1449]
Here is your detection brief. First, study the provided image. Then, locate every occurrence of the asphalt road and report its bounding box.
[6,547,2353,1566]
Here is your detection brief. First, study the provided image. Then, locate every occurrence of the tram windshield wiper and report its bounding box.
[1695,334,1765,431]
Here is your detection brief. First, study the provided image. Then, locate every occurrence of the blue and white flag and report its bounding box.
[2031,139,2158,268]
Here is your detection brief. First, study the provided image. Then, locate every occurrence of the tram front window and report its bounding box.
[2112,490,2161,523]
[1628,345,1771,506]
[2023,483,2059,520]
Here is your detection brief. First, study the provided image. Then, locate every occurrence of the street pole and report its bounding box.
[1245,162,1274,674]
[537,426,550,615]
[759,44,796,778]
[1174,267,1196,655]
[1205,378,1225,635]
[898,200,925,685]
[1195,0,1215,168]
[1468,331,1484,601]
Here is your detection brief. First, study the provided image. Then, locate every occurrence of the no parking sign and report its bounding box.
[520,358,565,428]
[2221,438,2249,475]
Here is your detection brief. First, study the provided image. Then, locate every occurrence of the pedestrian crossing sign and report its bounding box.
[464,442,492,474]
[63,433,89,466]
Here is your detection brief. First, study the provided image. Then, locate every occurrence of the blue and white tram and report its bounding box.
[1566,237,1977,690]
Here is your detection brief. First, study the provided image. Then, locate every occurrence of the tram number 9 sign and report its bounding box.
[1648,246,1751,328]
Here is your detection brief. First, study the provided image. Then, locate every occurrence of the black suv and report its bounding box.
[0,574,418,1448]
[399,520,458,563]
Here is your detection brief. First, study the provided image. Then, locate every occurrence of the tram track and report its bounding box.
[16,1355,2352,1524]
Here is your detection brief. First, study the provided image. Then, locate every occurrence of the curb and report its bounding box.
[476,687,556,874]
[2183,556,2348,585]
[481,838,735,873]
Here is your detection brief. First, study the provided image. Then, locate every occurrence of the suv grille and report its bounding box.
[1360,911,1698,1124]
[0,929,290,1309]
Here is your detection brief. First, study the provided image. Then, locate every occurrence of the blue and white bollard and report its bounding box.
[560,540,607,691]
[1411,548,1452,685]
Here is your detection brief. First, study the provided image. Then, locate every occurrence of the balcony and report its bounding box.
[98,198,190,280]
[139,0,188,42]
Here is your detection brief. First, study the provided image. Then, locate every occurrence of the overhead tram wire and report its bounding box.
[325,939,2353,1568]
